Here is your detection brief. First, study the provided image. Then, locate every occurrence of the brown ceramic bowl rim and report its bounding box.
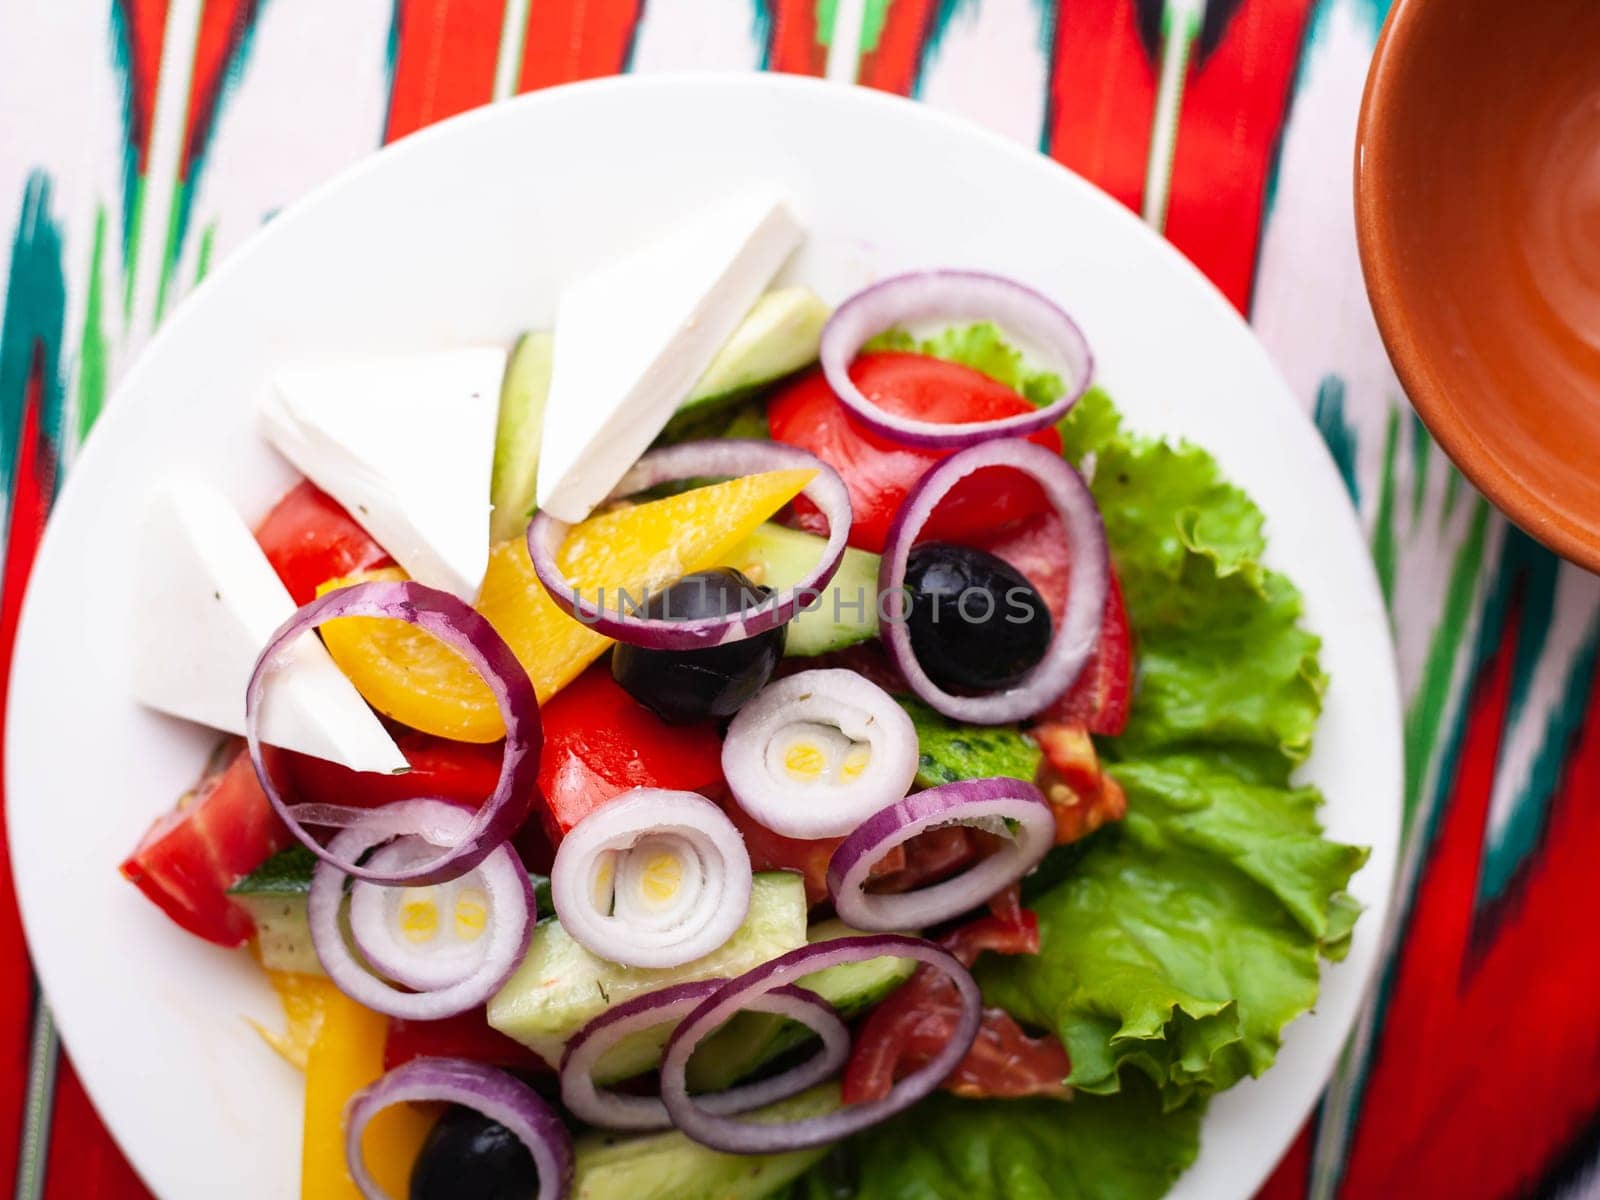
[1355,0,1600,573]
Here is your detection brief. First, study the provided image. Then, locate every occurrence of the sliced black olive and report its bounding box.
[611,568,786,724]
[410,1105,537,1200]
[903,543,1052,693]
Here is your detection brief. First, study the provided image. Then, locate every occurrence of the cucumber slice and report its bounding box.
[230,846,320,975]
[899,695,1043,788]
[571,1084,839,1200]
[684,287,828,411]
[657,288,829,443]
[489,331,555,544]
[723,523,881,657]
[487,872,807,1075]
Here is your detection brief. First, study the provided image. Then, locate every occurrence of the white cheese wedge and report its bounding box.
[261,347,505,598]
[132,479,407,774]
[536,189,804,523]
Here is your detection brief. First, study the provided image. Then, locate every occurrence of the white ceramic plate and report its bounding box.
[6,75,1400,1200]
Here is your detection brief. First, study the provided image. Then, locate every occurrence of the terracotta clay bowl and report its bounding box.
[1357,0,1600,569]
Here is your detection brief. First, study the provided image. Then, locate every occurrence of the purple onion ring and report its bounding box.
[344,1056,572,1200]
[560,978,850,1131]
[820,270,1092,448]
[880,438,1109,724]
[526,440,852,650]
[827,778,1055,930]
[245,579,542,886]
[660,935,980,1154]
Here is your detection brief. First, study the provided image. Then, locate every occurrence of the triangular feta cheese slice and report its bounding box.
[537,189,804,522]
[262,347,505,598]
[132,480,407,774]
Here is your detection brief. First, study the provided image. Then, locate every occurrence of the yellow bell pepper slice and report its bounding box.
[297,975,432,1200]
[318,469,814,741]
[252,969,329,1070]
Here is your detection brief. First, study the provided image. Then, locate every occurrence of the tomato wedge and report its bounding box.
[120,745,293,946]
[535,666,725,844]
[769,353,1062,553]
[843,889,1072,1102]
[253,480,391,606]
[1040,572,1132,736]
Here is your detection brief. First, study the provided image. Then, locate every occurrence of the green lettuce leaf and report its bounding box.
[977,391,1365,1109]
[1061,390,1323,767]
[788,360,1364,1198]
[866,322,1066,407]
[979,756,1367,1105]
[787,1080,1199,1200]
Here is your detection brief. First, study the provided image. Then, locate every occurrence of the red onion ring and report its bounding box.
[660,936,980,1154]
[826,778,1055,930]
[309,801,533,1018]
[820,270,1092,448]
[880,438,1108,723]
[721,669,920,839]
[560,978,849,1132]
[245,579,542,886]
[344,1056,572,1200]
[526,440,852,650]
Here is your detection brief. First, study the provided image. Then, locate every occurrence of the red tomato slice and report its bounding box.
[769,353,1062,553]
[842,892,1071,1102]
[1040,571,1132,736]
[536,666,725,844]
[253,480,392,605]
[119,746,293,947]
[1032,719,1129,845]
[384,1011,551,1075]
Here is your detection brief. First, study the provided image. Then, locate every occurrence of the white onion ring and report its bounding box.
[347,838,495,991]
[526,439,852,650]
[880,438,1109,723]
[344,1057,571,1200]
[308,800,533,1019]
[559,978,849,1132]
[550,789,752,968]
[721,669,919,839]
[820,270,1092,448]
[826,778,1055,930]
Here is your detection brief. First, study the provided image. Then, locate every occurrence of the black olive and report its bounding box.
[410,1106,538,1200]
[611,568,786,724]
[903,543,1052,692]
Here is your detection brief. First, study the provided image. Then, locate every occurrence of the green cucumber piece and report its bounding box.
[685,287,828,410]
[487,872,808,1076]
[230,846,320,975]
[571,1085,839,1200]
[489,331,555,544]
[724,523,881,656]
[686,919,917,1094]
[899,695,1043,788]
[658,288,829,443]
